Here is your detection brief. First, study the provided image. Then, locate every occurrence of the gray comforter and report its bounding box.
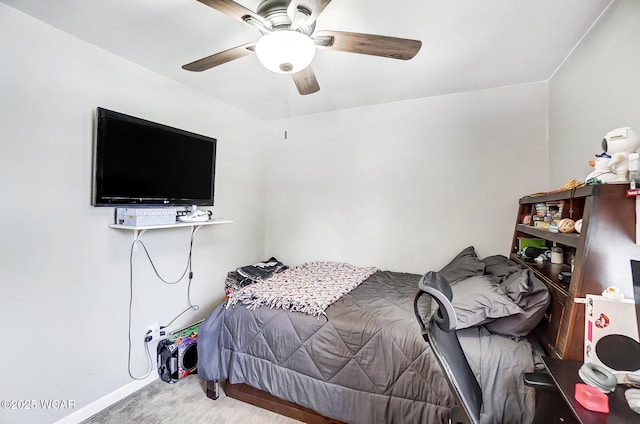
[198,270,534,423]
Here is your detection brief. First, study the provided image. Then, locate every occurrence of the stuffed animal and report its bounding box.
[601,127,640,182]
[585,153,617,184]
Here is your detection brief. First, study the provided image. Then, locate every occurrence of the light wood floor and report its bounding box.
[81,375,302,424]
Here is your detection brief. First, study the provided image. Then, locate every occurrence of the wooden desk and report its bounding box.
[542,356,639,424]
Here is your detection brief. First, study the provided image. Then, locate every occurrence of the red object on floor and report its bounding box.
[575,383,610,413]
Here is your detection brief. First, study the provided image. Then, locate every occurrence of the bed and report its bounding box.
[198,247,550,424]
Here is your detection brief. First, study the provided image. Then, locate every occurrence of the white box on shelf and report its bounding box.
[116,208,177,227]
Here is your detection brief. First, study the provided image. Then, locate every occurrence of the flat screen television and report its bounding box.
[92,107,216,207]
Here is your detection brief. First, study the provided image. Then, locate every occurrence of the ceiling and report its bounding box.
[2,0,612,120]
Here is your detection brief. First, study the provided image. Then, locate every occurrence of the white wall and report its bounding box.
[549,0,640,187]
[264,83,549,274]
[0,5,266,424]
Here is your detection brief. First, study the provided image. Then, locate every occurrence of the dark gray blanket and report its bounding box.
[198,270,534,423]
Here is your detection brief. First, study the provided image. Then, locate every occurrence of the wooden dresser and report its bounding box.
[510,183,640,360]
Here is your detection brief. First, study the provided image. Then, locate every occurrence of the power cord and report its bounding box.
[127,238,154,380]
[127,226,201,380]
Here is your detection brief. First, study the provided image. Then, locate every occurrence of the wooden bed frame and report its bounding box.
[206,379,346,423]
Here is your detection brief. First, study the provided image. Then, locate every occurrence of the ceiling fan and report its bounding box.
[182,0,422,95]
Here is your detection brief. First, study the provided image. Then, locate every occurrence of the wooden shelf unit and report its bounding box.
[511,183,639,360]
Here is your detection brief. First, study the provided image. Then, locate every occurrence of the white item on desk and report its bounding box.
[580,294,640,376]
[625,389,640,414]
[578,362,617,393]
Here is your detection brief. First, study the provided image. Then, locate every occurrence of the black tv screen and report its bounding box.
[92,107,216,207]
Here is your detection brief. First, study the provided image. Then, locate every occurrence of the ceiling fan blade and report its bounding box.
[292,66,320,95]
[182,43,255,72]
[287,0,332,25]
[197,0,263,25]
[313,30,421,60]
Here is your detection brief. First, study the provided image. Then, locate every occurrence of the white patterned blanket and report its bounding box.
[226,261,378,317]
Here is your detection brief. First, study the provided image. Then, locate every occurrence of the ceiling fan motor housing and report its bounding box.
[256,0,315,35]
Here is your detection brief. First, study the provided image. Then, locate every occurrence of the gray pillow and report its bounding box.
[501,268,532,303]
[439,246,485,284]
[485,270,551,337]
[451,275,523,329]
[482,254,522,283]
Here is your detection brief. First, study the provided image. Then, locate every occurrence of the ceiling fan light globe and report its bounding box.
[255,30,316,74]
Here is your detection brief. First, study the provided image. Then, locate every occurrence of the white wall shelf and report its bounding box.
[110,219,233,240]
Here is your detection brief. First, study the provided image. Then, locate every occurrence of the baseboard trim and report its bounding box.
[54,374,158,424]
